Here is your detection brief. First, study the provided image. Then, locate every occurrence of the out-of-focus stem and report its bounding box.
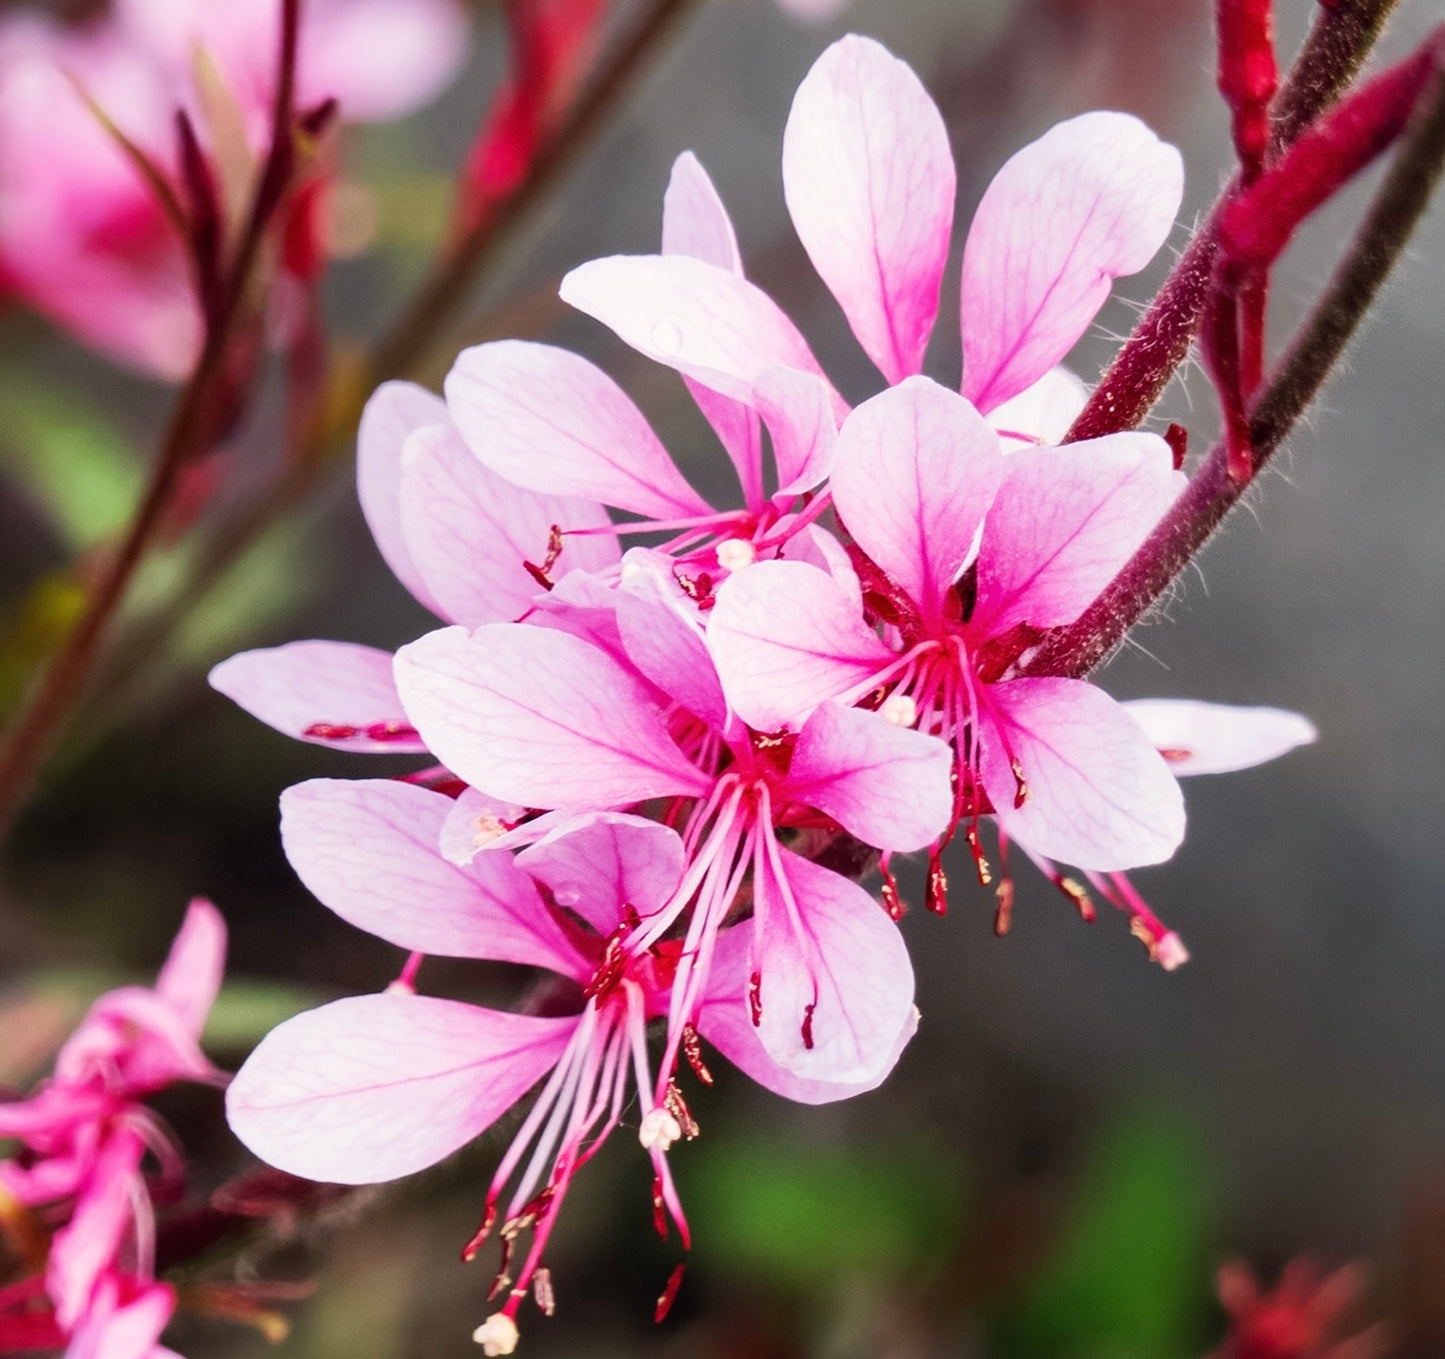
[1065,0,1401,444]
[1027,59,1445,680]
[0,0,302,838]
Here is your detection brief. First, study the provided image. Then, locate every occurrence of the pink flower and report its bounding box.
[0,900,227,1357]
[227,784,896,1345]
[0,0,469,376]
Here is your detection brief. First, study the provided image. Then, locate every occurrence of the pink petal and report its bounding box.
[783,701,953,852]
[831,377,1002,620]
[1121,699,1318,776]
[356,381,449,616]
[67,1278,175,1359]
[972,433,1183,636]
[280,779,580,977]
[748,847,915,1083]
[209,640,428,753]
[226,994,575,1184]
[982,677,1185,870]
[437,787,530,866]
[988,364,1088,452]
[961,111,1184,412]
[615,553,728,730]
[394,625,710,808]
[445,339,711,521]
[559,254,846,421]
[709,560,892,731]
[400,420,618,627]
[516,811,685,932]
[755,366,838,501]
[153,897,227,1038]
[782,35,954,383]
[784,524,863,609]
[699,926,917,1104]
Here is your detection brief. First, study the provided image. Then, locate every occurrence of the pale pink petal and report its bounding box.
[355,381,449,615]
[783,524,863,610]
[226,994,575,1184]
[298,0,470,122]
[709,560,892,731]
[1121,699,1318,776]
[782,35,953,383]
[209,640,427,753]
[988,364,1088,452]
[437,787,529,866]
[961,111,1184,412]
[972,433,1183,636]
[783,701,953,851]
[699,925,917,1104]
[280,779,580,976]
[394,626,710,808]
[748,847,914,1083]
[526,568,630,665]
[755,366,838,501]
[982,678,1185,870]
[153,897,227,1038]
[660,155,765,510]
[67,1278,175,1359]
[615,553,728,730]
[831,378,1002,621]
[445,340,711,521]
[516,812,685,932]
[400,421,618,627]
[559,254,846,421]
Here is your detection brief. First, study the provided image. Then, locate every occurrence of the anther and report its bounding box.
[964,824,992,887]
[716,538,756,572]
[1056,876,1096,922]
[926,850,949,915]
[994,878,1015,936]
[532,1267,555,1318]
[461,1204,497,1262]
[654,1261,687,1323]
[1010,757,1029,809]
[522,525,566,591]
[472,1313,519,1355]
[680,1023,714,1086]
[663,1081,699,1140]
[800,1001,816,1050]
[879,860,906,919]
[651,1176,668,1240]
[471,814,509,848]
[748,971,763,1027]
[879,693,918,727]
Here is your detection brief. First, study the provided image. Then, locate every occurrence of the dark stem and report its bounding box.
[0,0,304,837]
[1065,0,1401,444]
[368,0,697,385]
[1026,60,1445,680]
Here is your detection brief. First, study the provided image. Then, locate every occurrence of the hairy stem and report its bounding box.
[1065,0,1401,444]
[1028,59,1445,680]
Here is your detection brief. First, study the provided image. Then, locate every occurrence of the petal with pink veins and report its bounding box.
[747,847,915,1083]
[560,254,846,421]
[209,640,428,753]
[961,111,1184,413]
[756,366,838,501]
[517,811,686,932]
[784,701,954,852]
[782,35,954,384]
[445,339,710,522]
[1121,699,1318,776]
[981,677,1185,870]
[709,560,892,731]
[226,994,575,1184]
[972,433,1183,636]
[355,381,449,616]
[831,377,1003,621]
[394,626,711,808]
[400,420,618,627]
[280,780,580,977]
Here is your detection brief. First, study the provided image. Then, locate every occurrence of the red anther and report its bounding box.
[654,1261,686,1323]
[926,851,949,916]
[488,1236,515,1301]
[651,1176,668,1240]
[748,971,763,1027]
[672,568,716,608]
[461,1202,497,1262]
[302,722,359,741]
[363,721,421,743]
[1216,0,1278,181]
[582,921,631,1000]
[523,560,555,591]
[879,862,906,919]
[1009,757,1029,809]
[963,823,993,887]
[1159,746,1194,764]
[1055,875,1097,922]
[664,1080,699,1139]
[800,1001,816,1051]
[680,1023,714,1086]
[532,1266,555,1317]
[1164,422,1188,470]
[994,877,1015,936]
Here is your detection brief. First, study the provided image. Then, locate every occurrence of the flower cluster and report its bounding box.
[211,35,1315,1352]
[0,0,468,378]
[0,900,227,1358]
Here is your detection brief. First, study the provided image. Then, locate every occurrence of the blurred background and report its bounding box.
[2,0,1444,1354]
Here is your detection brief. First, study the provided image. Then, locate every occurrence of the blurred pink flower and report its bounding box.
[0,0,469,377]
[0,899,227,1358]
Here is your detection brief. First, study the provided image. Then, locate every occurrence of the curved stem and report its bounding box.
[1028,59,1445,680]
